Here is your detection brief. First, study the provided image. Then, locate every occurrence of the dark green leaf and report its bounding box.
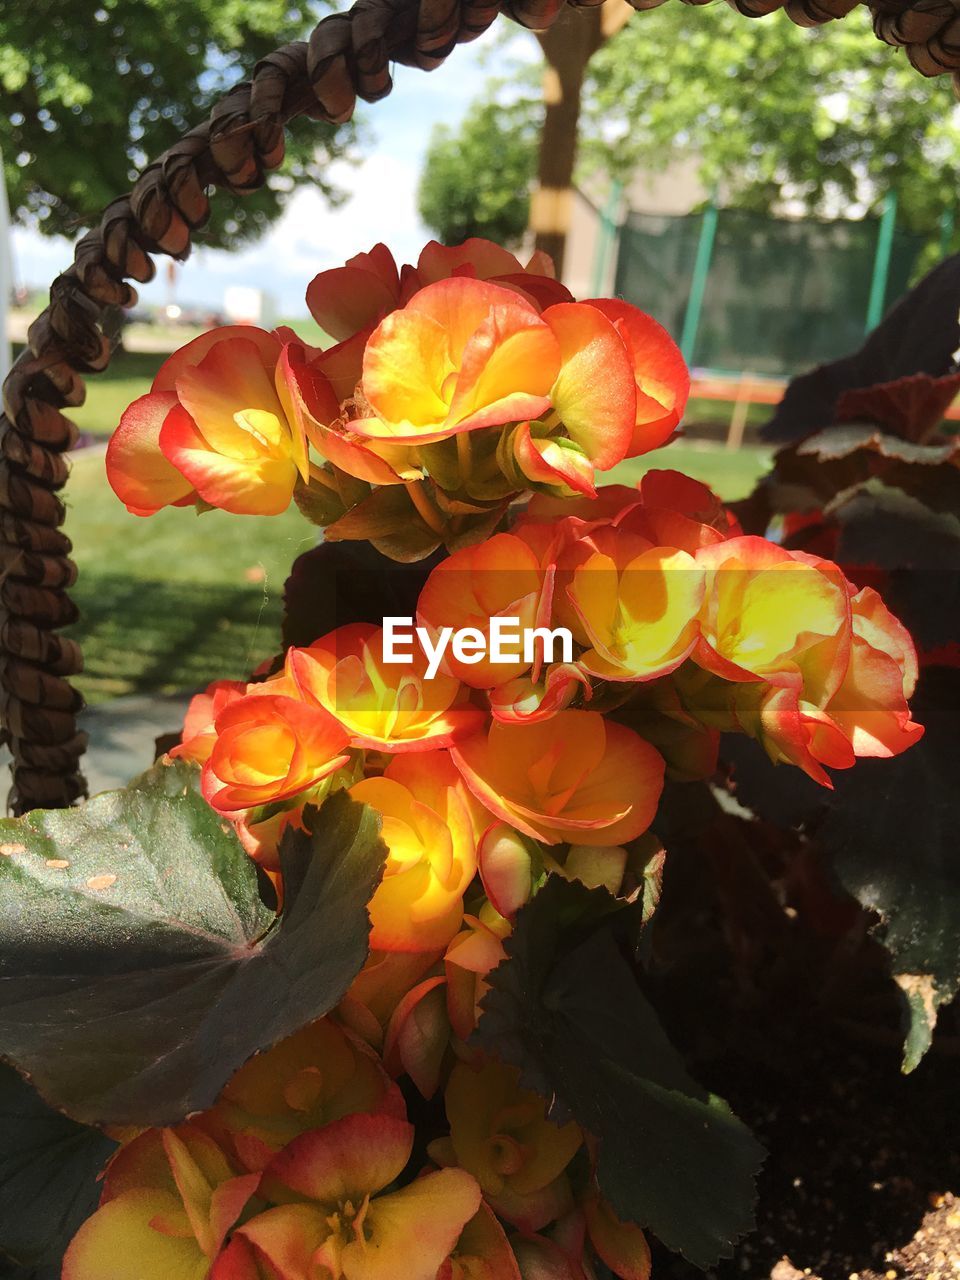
[0,1065,115,1270]
[799,425,958,465]
[0,761,385,1126]
[817,669,960,1069]
[475,876,763,1267]
[835,489,960,647]
[0,1259,59,1280]
[724,668,960,1069]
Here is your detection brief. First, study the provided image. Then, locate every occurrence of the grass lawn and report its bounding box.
[59,350,164,438]
[611,440,771,500]
[63,450,316,704]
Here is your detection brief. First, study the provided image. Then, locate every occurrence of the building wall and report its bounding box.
[562,157,711,297]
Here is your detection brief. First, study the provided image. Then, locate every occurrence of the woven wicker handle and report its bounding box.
[0,0,953,816]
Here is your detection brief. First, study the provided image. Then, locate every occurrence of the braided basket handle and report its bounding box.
[0,0,951,815]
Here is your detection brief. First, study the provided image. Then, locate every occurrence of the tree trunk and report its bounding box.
[531,0,631,276]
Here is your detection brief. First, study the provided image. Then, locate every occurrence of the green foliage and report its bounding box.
[725,666,960,1072]
[475,875,764,1268]
[418,92,540,247]
[0,1066,115,1272]
[0,761,385,1127]
[583,5,960,232]
[425,11,960,238]
[0,0,356,246]
[820,669,960,1070]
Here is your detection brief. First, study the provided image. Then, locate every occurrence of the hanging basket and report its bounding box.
[0,0,955,817]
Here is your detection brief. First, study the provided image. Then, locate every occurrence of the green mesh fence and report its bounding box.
[613,207,933,376]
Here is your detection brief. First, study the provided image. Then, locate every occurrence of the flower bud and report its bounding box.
[477,823,539,917]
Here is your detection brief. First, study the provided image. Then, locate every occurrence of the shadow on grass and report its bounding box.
[67,573,283,704]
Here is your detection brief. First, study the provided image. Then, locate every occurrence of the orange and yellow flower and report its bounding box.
[305,243,413,343]
[824,584,923,759]
[693,538,851,693]
[416,533,552,688]
[382,975,450,1099]
[673,545,923,784]
[581,1194,653,1280]
[486,662,590,725]
[107,327,332,517]
[437,1201,522,1280]
[171,679,249,765]
[290,623,483,751]
[414,238,570,310]
[583,299,690,457]
[305,239,571,346]
[349,751,482,952]
[569,545,705,682]
[431,1059,581,1231]
[444,908,512,1042]
[203,1018,403,1173]
[233,1113,481,1280]
[451,710,664,846]
[200,692,351,814]
[349,278,559,446]
[63,1123,259,1280]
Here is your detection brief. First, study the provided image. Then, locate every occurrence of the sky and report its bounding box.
[10,29,531,318]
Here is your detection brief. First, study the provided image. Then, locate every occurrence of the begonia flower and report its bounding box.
[451,711,664,846]
[349,751,480,952]
[63,1124,259,1280]
[431,1059,581,1231]
[200,693,351,814]
[233,1113,481,1280]
[290,623,483,751]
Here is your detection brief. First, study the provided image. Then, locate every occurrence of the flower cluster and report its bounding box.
[106,239,689,558]
[85,238,924,1280]
[65,1013,653,1280]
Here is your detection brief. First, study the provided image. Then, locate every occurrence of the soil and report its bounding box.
[646,1032,960,1280]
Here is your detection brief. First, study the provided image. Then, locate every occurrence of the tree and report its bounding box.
[417,3,960,263]
[1,0,356,248]
[418,92,540,249]
[581,2,960,234]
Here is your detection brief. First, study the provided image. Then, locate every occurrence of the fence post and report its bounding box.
[590,180,623,297]
[866,192,898,332]
[680,201,719,367]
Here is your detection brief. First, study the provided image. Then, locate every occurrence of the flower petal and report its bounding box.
[346,1169,481,1280]
[264,1113,414,1204]
[543,302,637,469]
[306,245,402,341]
[63,1190,209,1280]
[584,299,690,457]
[583,1195,652,1280]
[152,327,281,394]
[106,392,196,515]
[160,405,298,516]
